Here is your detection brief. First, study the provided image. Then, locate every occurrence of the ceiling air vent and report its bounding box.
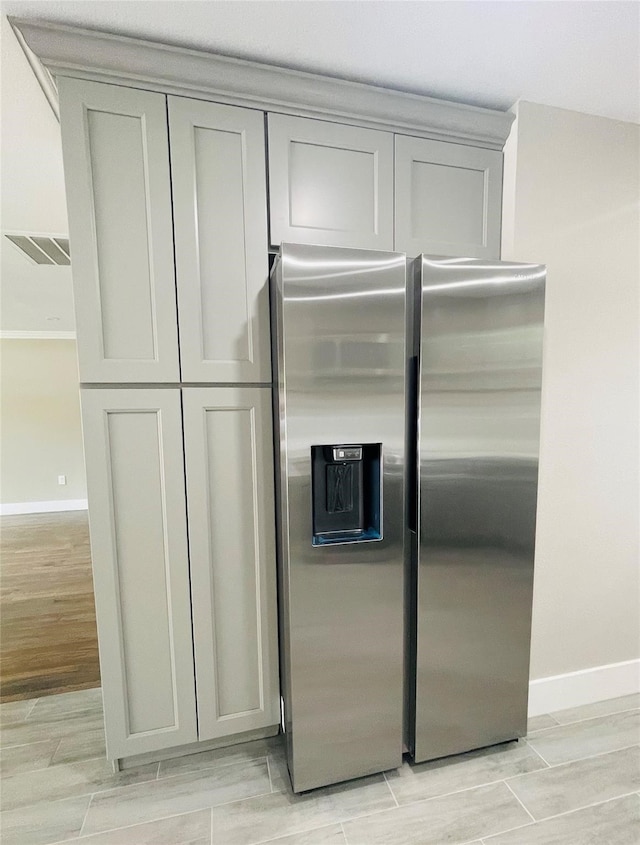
[5,234,70,266]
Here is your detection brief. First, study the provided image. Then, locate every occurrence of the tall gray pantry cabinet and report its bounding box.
[59,78,280,760]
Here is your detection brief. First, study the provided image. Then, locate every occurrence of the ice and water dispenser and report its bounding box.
[311,443,382,545]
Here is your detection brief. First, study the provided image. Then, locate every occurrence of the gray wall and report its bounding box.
[0,339,86,505]
[502,100,640,680]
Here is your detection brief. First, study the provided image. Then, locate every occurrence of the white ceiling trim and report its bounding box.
[10,17,513,149]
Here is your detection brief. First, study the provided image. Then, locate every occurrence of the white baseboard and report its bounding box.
[0,499,88,515]
[528,658,640,716]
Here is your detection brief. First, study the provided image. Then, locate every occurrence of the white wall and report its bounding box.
[503,101,640,687]
[0,15,75,332]
[0,339,87,507]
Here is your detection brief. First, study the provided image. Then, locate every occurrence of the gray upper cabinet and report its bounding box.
[182,387,279,741]
[80,388,198,758]
[169,98,271,383]
[268,113,394,250]
[58,78,180,383]
[395,135,503,258]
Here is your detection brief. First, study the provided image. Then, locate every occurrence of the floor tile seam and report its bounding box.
[476,791,640,842]
[387,770,543,808]
[49,737,64,767]
[265,754,273,793]
[77,790,95,838]
[154,754,272,783]
[525,721,565,736]
[331,787,412,825]
[0,736,58,752]
[1,767,167,812]
[50,749,107,768]
[300,779,525,831]
[248,821,348,845]
[94,755,271,799]
[79,780,276,829]
[44,805,212,845]
[540,705,640,731]
[382,770,399,807]
[517,740,640,777]
[521,788,640,825]
[25,712,105,727]
[521,738,552,767]
[502,779,536,823]
[339,782,630,844]
[340,820,348,845]
[0,726,105,749]
[521,737,553,766]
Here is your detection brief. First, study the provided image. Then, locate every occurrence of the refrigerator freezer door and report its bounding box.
[273,243,406,792]
[413,256,545,763]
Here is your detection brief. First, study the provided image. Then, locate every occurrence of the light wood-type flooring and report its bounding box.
[0,512,100,702]
[0,689,638,844]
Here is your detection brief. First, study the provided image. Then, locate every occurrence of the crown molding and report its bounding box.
[10,20,59,121]
[10,18,513,149]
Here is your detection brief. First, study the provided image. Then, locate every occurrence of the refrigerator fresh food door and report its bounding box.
[413,255,545,763]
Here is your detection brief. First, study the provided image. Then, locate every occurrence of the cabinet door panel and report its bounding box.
[395,135,503,258]
[169,98,271,382]
[268,113,393,250]
[59,78,179,382]
[183,387,279,740]
[81,389,197,758]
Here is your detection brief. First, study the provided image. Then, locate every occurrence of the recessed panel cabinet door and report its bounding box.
[268,113,393,250]
[168,98,271,383]
[395,135,503,258]
[182,387,279,741]
[58,78,179,382]
[80,389,197,759]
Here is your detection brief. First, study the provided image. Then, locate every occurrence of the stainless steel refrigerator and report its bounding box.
[409,255,546,763]
[271,243,407,793]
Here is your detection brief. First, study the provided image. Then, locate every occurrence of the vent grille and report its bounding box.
[5,234,70,266]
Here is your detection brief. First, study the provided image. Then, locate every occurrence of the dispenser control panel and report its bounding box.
[332,446,362,461]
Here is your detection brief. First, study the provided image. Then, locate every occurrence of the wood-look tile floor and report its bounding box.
[0,689,638,845]
[0,513,100,702]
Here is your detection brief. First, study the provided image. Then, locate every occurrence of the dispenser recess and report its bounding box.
[311,443,382,545]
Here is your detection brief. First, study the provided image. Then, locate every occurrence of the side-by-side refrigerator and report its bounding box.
[272,244,546,792]
[271,243,407,793]
[409,256,546,762]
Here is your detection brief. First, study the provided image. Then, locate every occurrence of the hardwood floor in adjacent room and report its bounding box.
[0,512,100,702]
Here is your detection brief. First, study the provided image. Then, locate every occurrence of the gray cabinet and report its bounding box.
[268,113,394,250]
[80,389,198,759]
[82,387,280,759]
[62,78,280,763]
[60,78,272,385]
[169,98,271,383]
[59,78,180,383]
[183,388,279,740]
[394,135,503,258]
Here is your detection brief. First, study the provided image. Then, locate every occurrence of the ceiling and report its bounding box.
[1,1,638,334]
[6,0,640,123]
